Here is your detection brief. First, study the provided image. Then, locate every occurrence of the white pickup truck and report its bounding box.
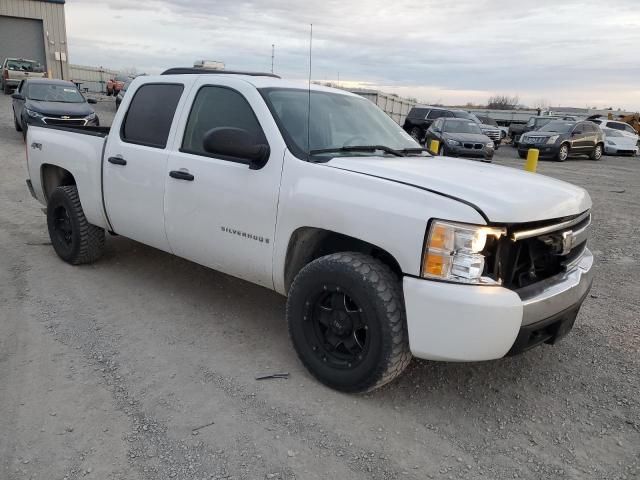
[24,69,594,392]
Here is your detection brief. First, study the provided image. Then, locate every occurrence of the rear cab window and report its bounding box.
[121,83,184,148]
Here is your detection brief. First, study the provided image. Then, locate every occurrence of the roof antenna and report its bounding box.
[307,23,313,159]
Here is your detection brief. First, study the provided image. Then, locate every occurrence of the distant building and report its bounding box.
[0,0,69,80]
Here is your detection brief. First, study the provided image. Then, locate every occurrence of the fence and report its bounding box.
[69,64,121,93]
[348,89,416,126]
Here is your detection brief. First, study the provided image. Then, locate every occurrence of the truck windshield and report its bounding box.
[260,88,419,159]
[27,84,85,103]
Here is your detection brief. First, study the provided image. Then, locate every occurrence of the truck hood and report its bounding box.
[326,156,591,223]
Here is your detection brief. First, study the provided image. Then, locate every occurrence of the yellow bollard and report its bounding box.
[524,148,539,173]
[429,139,440,155]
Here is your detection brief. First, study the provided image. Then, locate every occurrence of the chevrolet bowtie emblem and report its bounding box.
[61,115,70,119]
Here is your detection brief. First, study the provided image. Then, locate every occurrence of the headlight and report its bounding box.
[26,109,43,119]
[422,220,506,284]
[546,135,559,144]
[486,142,494,148]
[86,112,96,120]
[606,140,614,145]
[446,139,460,146]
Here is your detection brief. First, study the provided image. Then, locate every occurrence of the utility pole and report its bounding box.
[271,44,275,73]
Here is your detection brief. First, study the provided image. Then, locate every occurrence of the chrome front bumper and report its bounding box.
[517,248,594,326]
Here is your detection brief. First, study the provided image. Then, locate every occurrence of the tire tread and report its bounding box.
[52,186,105,264]
[287,252,411,392]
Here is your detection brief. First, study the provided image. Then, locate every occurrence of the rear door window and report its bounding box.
[427,109,446,120]
[605,122,625,131]
[121,83,184,148]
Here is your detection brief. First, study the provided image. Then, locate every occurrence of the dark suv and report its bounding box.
[518,120,604,161]
[403,106,500,144]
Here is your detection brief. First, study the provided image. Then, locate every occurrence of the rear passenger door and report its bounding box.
[103,81,191,252]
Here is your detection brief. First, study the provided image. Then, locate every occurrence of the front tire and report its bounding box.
[557,143,569,162]
[409,127,423,143]
[590,143,603,161]
[287,252,411,393]
[14,113,22,132]
[47,186,105,265]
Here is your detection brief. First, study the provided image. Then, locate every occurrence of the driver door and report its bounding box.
[163,78,287,289]
[569,123,589,152]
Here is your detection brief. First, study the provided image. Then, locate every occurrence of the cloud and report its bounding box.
[65,0,640,109]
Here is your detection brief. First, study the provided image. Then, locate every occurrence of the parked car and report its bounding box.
[464,112,501,147]
[24,69,593,392]
[106,74,130,96]
[602,128,639,156]
[402,105,447,141]
[518,120,604,161]
[476,115,507,140]
[403,106,500,146]
[509,115,578,146]
[425,117,494,161]
[12,78,99,139]
[1,57,46,94]
[588,118,638,140]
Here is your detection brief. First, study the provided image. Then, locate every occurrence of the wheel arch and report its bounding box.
[41,164,76,202]
[283,227,403,294]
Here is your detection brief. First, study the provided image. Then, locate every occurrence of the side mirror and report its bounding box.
[11,92,24,100]
[87,98,97,104]
[202,127,270,170]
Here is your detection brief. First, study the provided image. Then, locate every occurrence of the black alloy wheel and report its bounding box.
[302,286,369,370]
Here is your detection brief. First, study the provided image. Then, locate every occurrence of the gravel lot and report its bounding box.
[1,93,638,480]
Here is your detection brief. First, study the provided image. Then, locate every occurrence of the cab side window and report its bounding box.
[181,86,267,160]
[121,83,184,148]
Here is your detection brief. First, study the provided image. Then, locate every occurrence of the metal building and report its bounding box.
[0,0,69,80]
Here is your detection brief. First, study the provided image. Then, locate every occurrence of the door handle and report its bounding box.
[169,170,194,181]
[108,156,127,166]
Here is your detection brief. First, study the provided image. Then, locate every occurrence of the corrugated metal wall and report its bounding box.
[69,64,121,93]
[0,0,69,80]
[350,89,416,125]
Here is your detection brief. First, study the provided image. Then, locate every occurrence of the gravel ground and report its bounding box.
[0,94,638,480]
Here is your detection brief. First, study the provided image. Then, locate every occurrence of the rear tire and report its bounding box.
[287,252,411,393]
[518,151,527,159]
[47,185,105,265]
[590,143,603,161]
[557,144,569,162]
[3,82,11,95]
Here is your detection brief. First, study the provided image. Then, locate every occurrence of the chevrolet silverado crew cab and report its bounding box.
[24,69,594,392]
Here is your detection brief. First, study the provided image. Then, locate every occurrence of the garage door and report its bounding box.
[0,16,47,69]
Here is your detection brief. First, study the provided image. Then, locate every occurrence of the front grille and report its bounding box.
[43,117,87,127]
[489,211,591,289]
[484,130,501,141]
[463,142,483,149]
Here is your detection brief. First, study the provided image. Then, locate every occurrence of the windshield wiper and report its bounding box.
[309,145,405,157]
[399,147,432,156]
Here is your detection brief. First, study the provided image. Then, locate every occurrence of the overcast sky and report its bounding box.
[65,0,640,109]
